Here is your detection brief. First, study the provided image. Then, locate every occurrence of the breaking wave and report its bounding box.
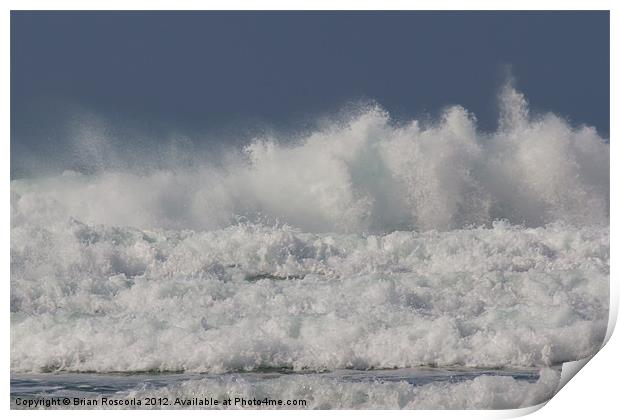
[11,83,609,233]
[13,368,559,410]
[10,82,609,374]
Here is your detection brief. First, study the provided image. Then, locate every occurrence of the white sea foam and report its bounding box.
[10,220,608,372]
[11,83,609,233]
[12,369,561,410]
[120,368,561,409]
[10,83,609,374]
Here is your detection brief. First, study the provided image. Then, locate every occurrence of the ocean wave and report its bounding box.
[122,368,561,409]
[11,83,609,233]
[11,368,561,410]
[10,221,608,373]
[10,82,609,374]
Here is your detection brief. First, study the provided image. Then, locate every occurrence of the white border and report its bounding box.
[2,2,617,420]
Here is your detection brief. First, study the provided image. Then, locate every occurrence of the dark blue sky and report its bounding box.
[11,11,609,175]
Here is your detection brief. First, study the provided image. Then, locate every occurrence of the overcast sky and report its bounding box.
[11,11,609,175]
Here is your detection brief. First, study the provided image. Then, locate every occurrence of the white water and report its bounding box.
[10,219,609,372]
[123,368,561,409]
[12,85,608,233]
[11,368,560,410]
[10,82,609,410]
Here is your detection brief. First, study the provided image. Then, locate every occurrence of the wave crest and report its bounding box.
[11,83,609,233]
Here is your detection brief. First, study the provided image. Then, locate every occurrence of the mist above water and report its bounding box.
[12,82,609,233]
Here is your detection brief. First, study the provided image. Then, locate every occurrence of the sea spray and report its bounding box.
[11,82,609,233]
[10,83,609,375]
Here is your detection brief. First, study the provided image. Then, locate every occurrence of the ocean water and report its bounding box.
[11,367,560,409]
[10,84,609,409]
